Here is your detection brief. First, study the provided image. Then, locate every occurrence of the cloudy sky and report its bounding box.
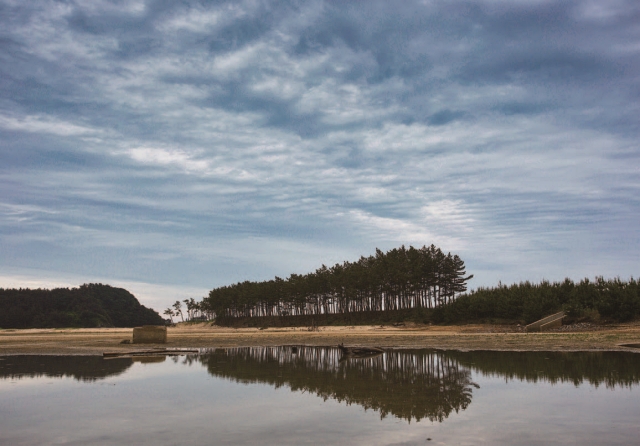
[1,0,638,311]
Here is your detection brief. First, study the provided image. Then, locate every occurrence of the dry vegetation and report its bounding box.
[1,322,640,355]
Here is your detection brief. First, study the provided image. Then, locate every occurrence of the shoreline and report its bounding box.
[1,323,640,355]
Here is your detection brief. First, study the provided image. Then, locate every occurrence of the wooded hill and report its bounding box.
[0,283,164,328]
[204,245,473,319]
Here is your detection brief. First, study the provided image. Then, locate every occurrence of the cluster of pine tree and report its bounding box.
[433,277,640,324]
[204,245,473,318]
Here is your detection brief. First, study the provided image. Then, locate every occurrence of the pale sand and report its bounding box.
[1,322,640,355]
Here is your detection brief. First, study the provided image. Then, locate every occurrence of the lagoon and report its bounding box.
[1,348,639,445]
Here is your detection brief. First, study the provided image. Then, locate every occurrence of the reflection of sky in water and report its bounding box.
[446,376,638,445]
[1,351,639,445]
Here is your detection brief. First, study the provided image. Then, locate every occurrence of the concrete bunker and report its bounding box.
[132,325,167,344]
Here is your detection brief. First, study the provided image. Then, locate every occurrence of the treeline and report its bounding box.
[215,308,421,328]
[204,245,473,318]
[433,277,640,324]
[164,298,210,323]
[0,283,164,328]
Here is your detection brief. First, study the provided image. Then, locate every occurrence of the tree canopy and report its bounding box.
[433,276,640,324]
[203,245,473,319]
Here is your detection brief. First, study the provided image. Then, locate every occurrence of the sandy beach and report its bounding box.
[1,322,640,355]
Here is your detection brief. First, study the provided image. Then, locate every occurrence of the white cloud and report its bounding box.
[347,209,463,250]
[158,8,221,33]
[0,203,59,224]
[212,43,266,78]
[127,147,210,173]
[75,0,147,15]
[422,200,476,233]
[0,115,100,136]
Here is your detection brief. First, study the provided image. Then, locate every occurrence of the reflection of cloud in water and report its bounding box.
[0,356,133,382]
[199,347,478,423]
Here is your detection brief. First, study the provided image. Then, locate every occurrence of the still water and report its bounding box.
[1,348,639,445]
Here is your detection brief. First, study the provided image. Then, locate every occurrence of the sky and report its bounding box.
[1,0,638,312]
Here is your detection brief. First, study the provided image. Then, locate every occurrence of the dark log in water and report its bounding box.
[337,343,384,357]
[619,343,640,349]
[103,349,198,357]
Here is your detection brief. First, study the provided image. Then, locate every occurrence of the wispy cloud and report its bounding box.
[126,147,210,173]
[0,114,100,136]
[1,0,638,309]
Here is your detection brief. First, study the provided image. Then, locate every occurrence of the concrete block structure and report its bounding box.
[132,325,167,344]
[539,318,563,331]
[525,312,565,332]
[524,311,565,333]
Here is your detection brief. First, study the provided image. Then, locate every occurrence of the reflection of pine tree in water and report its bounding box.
[448,350,640,389]
[0,355,133,382]
[199,347,478,422]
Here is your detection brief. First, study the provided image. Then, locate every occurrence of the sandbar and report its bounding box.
[1,322,640,355]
